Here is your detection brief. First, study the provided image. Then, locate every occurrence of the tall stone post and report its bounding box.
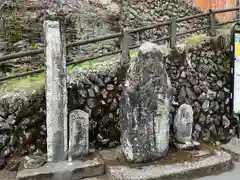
[44,20,68,162]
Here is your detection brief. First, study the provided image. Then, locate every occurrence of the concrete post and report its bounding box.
[43,20,68,162]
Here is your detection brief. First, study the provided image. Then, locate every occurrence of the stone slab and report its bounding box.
[16,153,105,180]
[220,137,240,161]
[82,175,109,180]
[99,149,233,180]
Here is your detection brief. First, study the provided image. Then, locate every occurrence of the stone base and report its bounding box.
[16,153,105,180]
[82,175,109,180]
[99,148,233,180]
[220,137,240,161]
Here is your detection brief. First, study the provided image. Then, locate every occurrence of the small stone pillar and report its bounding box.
[68,109,89,161]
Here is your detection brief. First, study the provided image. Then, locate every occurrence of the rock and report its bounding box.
[193,85,201,95]
[119,42,172,163]
[87,98,96,108]
[109,141,118,148]
[207,89,216,100]
[78,90,87,98]
[210,124,217,137]
[20,117,33,130]
[106,84,115,91]
[110,98,118,111]
[87,89,95,97]
[217,91,225,101]
[8,158,21,171]
[68,109,89,161]
[104,76,112,84]
[0,117,4,122]
[6,115,17,125]
[201,128,211,142]
[2,147,12,157]
[101,89,108,99]
[202,100,210,112]
[0,157,6,169]
[198,113,206,124]
[198,93,206,102]
[9,135,18,147]
[222,115,230,129]
[186,88,196,100]
[217,80,223,88]
[173,104,193,144]
[0,122,12,132]
[0,135,10,148]
[0,93,29,117]
[23,155,46,169]
[178,87,186,103]
[193,124,202,140]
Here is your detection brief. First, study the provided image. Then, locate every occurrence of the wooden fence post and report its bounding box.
[121,28,131,66]
[209,9,216,37]
[43,20,68,162]
[0,1,5,50]
[170,17,177,49]
[0,17,4,50]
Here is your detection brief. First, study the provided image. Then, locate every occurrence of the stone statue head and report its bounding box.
[127,42,166,87]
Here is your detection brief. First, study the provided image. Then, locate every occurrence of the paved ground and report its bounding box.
[195,162,240,180]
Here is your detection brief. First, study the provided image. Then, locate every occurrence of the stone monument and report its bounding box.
[68,109,89,161]
[119,42,172,163]
[173,104,200,149]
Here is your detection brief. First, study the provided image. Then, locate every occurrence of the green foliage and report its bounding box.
[129,49,136,56]
[5,15,21,42]
[31,44,37,49]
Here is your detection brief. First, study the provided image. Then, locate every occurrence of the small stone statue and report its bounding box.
[119,42,172,163]
[173,104,200,149]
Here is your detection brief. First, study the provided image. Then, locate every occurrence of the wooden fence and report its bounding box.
[0,7,239,82]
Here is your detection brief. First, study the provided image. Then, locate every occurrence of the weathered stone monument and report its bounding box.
[119,42,172,163]
[68,109,89,161]
[173,104,200,149]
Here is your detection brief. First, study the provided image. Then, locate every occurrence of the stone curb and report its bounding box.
[104,150,232,180]
[16,153,105,180]
[220,137,240,162]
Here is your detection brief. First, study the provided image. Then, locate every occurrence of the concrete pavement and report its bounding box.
[196,162,240,180]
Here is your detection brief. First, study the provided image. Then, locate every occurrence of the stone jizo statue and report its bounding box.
[173,104,200,149]
[119,42,172,163]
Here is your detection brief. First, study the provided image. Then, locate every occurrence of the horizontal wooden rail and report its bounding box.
[128,21,170,34]
[176,25,210,37]
[214,7,239,14]
[0,50,122,82]
[176,12,210,22]
[67,50,121,66]
[0,49,44,63]
[66,32,122,48]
